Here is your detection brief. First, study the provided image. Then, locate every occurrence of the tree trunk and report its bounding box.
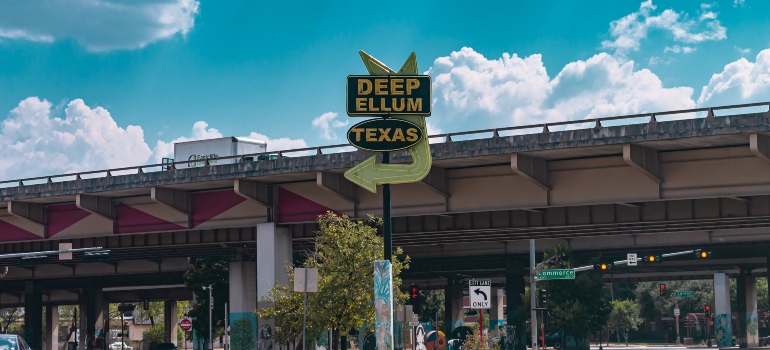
[341,336,347,350]
[616,329,620,344]
[624,329,628,346]
[332,328,339,350]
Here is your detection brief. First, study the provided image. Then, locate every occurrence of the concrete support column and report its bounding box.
[78,301,86,350]
[489,288,504,335]
[85,289,105,340]
[443,278,464,335]
[714,273,733,347]
[256,222,292,350]
[25,281,43,350]
[736,270,758,348]
[229,262,257,350]
[505,259,526,350]
[165,300,179,345]
[46,306,59,350]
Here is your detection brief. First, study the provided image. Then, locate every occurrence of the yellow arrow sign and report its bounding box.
[344,51,432,194]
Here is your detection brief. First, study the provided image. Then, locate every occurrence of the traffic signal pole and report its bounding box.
[573,249,700,272]
[530,239,538,350]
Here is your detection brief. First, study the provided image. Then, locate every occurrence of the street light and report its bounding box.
[202,285,213,350]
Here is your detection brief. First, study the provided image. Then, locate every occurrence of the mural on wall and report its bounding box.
[374,260,393,350]
[715,314,733,347]
[414,325,426,350]
[259,325,273,350]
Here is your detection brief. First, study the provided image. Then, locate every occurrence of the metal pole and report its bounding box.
[303,268,308,350]
[121,312,124,350]
[208,285,213,350]
[530,240,538,350]
[225,303,229,350]
[383,151,392,261]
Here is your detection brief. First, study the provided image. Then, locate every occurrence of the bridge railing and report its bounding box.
[2,101,768,188]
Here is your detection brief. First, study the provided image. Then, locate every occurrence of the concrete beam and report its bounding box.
[420,166,450,198]
[75,194,114,221]
[750,133,770,166]
[7,201,45,226]
[316,171,357,204]
[233,179,270,208]
[510,154,550,191]
[623,144,663,183]
[150,187,189,215]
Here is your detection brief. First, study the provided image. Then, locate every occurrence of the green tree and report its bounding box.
[417,290,445,329]
[257,212,410,348]
[183,255,235,345]
[143,325,166,350]
[607,300,642,345]
[230,318,256,350]
[541,244,611,345]
[635,280,714,317]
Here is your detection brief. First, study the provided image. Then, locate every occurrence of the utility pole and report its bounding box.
[530,239,538,350]
[203,285,213,350]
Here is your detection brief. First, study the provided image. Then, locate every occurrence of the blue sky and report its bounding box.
[0,0,769,180]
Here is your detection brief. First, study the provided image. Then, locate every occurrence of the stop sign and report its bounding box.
[179,318,192,332]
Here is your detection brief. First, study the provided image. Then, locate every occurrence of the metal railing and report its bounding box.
[2,101,768,188]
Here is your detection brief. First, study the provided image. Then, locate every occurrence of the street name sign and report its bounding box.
[675,291,694,298]
[346,75,431,116]
[536,269,575,280]
[627,253,637,266]
[347,118,423,152]
[179,317,192,332]
[469,280,491,309]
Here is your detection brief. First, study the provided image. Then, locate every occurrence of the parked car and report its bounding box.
[0,334,33,350]
[109,342,132,350]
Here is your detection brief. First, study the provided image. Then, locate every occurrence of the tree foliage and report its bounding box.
[606,300,642,345]
[635,280,714,317]
[417,290,445,329]
[541,244,611,340]
[183,255,235,343]
[257,212,410,346]
[142,325,166,350]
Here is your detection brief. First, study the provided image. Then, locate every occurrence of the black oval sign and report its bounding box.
[347,118,423,152]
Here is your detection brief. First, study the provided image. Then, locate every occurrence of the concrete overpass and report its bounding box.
[1,102,770,348]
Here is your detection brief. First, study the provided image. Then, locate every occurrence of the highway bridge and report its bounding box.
[1,102,770,349]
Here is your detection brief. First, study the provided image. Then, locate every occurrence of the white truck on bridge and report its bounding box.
[172,137,267,169]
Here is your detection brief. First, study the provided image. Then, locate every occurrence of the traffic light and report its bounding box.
[709,316,714,325]
[20,255,49,265]
[695,250,712,259]
[410,285,420,313]
[659,284,667,296]
[643,255,663,263]
[593,262,614,271]
[539,289,547,307]
[704,304,711,317]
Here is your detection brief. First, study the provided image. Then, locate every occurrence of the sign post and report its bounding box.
[179,317,192,350]
[346,51,432,350]
[469,280,491,345]
[627,253,637,266]
[295,268,319,350]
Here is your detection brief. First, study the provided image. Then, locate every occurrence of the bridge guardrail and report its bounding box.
[2,101,768,188]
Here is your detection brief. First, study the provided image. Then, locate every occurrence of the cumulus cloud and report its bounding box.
[601,0,726,56]
[736,47,751,56]
[427,47,695,132]
[734,0,745,7]
[697,49,770,106]
[311,112,348,140]
[0,97,152,179]
[664,45,696,54]
[0,0,199,51]
[0,98,309,181]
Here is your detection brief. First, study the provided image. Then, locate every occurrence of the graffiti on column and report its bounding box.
[374,260,394,350]
[414,325,426,350]
[715,314,733,346]
[259,325,273,350]
[503,325,517,350]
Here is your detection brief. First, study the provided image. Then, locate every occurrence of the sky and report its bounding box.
[0,0,769,180]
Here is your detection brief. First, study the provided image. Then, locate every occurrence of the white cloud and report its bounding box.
[0,0,199,51]
[734,0,745,7]
[0,98,309,181]
[0,97,152,179]
[736,47,751,56]
[697,48,770,106]
[427,47,695,132]
[601,0,727,56]
[311,112,348,140]
[664,45,697,54]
